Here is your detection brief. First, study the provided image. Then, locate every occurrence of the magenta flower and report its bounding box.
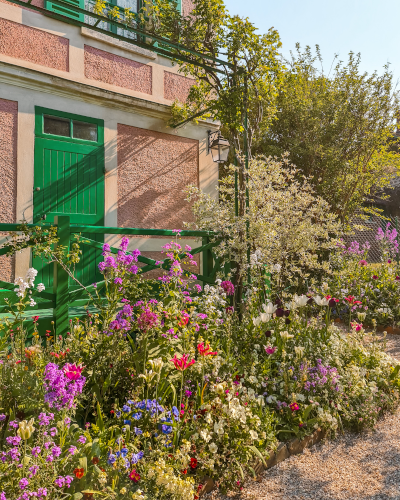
[137,309,159,331]
[221,280,235,296]
[358,260,367,266]
[289,402,299,412]
[63,363,85,381]
[19,478,29,490]
[44,363,86,411]
[372,275,378,280]
[170,354,195,371]
[264,346,277,355]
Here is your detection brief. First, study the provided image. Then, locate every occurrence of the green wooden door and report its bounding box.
[33,107,105,289]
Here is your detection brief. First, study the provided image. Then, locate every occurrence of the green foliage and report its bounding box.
[255,46,400,222]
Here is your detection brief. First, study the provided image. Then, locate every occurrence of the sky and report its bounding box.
[224,0,400,84]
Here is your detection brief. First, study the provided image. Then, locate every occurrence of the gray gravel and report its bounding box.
[209,334,400,500]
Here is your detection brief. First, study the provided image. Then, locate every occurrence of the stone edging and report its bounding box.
[199,428,326,496]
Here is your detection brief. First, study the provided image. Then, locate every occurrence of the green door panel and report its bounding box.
[45,0,85,22]
[33,108,105,290]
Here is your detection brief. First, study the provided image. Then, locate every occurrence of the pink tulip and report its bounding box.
[264,346,277,355]
[63,363,84,381]
[170,354,195,371]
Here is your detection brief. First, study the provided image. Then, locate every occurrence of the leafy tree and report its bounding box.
[255,46,400,223]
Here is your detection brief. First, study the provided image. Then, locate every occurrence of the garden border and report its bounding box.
[199,429,326,496]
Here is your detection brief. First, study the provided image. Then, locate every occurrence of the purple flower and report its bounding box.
[98,261,106,272]
[46,455,54,463]
[43,363,86,411]
[38,413,54,426]
[19,479,29,490]
[37,488,47,497]
[31,446,41,457]
[77,435,86,445]
[8,420,19,429]
[197,313,208,319]
[114,277,123,285]
[104,256,117,268]
[102,243,111,255]
[120,236,129,252]
[0,492,6,500]
[129,265,138,274]
[64,417,71,427]
[65,476,74,487]
[68,446,78,455]
[54,477,65,488]
[49,427,57,437]
[8,447,20,461]
[131,451,144,464]
[51,446,62,457]
[0,415,6,422]
[6,435,21,446]
[29,465,39,477]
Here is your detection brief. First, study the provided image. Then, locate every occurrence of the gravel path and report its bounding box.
[209,334,400,500]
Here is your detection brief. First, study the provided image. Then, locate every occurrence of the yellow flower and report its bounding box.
[17,418,35,440]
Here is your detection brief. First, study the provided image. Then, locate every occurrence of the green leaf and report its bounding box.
[96,401,105,432]
[390,365,400,380]
[72,494,83,500]
[79,456,88,473]
[303,404,313,421]
[247,445,267,467]
[248,466,257,478]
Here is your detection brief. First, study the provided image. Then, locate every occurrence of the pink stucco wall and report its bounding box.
[182,0,195,16]
[0,18,69,71]
[84,45,152,94]
[117,124,199,231]
[0,98,17,283]
[164,71,195,102]
[0,0,45,11]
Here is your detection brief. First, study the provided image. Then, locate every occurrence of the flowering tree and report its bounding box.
[186,155,341,294]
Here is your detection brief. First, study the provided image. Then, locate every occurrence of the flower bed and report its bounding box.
[0,236,399,500]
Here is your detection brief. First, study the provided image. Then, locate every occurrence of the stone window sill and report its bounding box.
[81,27,157,60]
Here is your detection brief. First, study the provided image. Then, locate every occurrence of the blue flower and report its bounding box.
[116,411,122,418]
[122,405,131,413]
[121,447,128,458]
[132,412,142,420]
[131,451,144,464]
[172,406,179,419]
[124,419,131,426]
[133,427,143,435]
[107,453,116,464]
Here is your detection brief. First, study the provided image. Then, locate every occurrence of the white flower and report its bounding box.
[253,316,262,327]
[200,429,212,442]
[36,283,45,292]
[273,264,281,272]
[260,313,272,322]
[294,346,305,358]
[214,420,224,435]
[280,331,294,341]
[205,413,213,425]
[294,294,308,307]
[262,302,277,315]
[29,299,36,307]
[249,430,258,440]
[209,443,218,453]
[314,295,329,306]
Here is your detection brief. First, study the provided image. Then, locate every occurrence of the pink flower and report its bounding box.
[197,342,217,357]
[289,402,299,411]
[264,346,277,355]
[221,281,235,296]
[63,363,85,381]
[358,260,368,266]
[170,354,195,371]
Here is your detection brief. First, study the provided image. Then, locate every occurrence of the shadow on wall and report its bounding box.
[117,125,199,231]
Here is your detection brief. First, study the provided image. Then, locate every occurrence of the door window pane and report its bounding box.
[73,120,98,141]
[43,115,70,137]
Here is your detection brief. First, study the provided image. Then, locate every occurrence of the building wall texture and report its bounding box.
[182,0,195,16]
[0,0,45,11]
[0,18,69,71]
[117,124,199,231]
[84,45,152,95]
[164,71,195,102]
[0,98,17,283]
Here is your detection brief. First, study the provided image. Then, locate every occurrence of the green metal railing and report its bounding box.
[0,217,222,335]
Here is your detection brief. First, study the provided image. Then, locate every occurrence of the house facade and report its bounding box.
[0,0,218,286]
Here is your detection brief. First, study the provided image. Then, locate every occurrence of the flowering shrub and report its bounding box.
[0,230,399,499]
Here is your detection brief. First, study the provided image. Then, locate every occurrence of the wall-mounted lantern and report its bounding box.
[208,130,230,163]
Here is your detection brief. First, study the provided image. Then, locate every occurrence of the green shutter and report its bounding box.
[45,0,85,21]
